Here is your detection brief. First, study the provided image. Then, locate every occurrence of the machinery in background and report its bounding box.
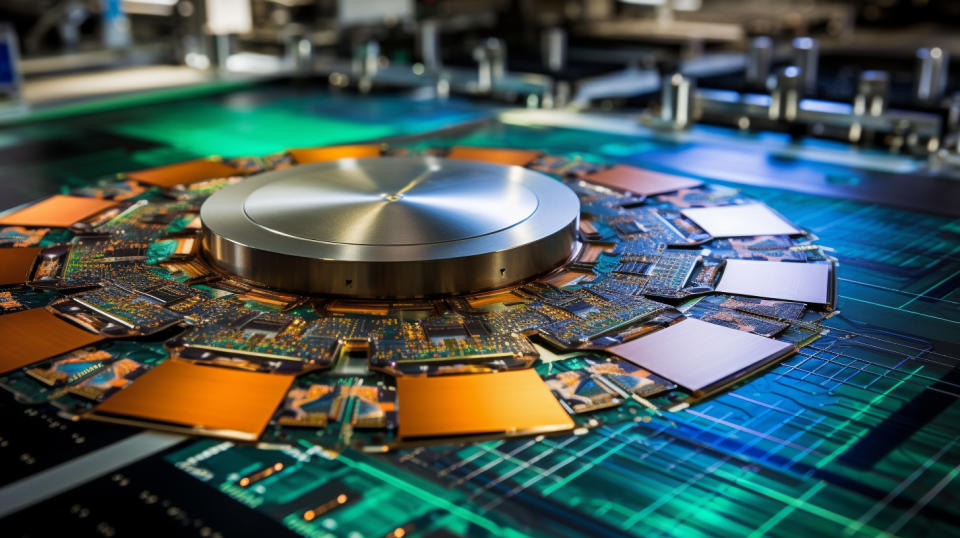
[2,0,960,169]
[0,4,958,537]
[0,22,24,113]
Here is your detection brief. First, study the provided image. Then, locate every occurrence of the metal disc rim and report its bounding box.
[200,156,580,297]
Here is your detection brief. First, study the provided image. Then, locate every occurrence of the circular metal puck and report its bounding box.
[200,156,580,298]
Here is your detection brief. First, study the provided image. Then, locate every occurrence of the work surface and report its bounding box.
[0,83,958,537]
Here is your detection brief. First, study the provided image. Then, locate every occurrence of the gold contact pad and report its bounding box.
[0,308,104,374]
[0,195,117,228]
[126,159,242,188]
[583,165,703,196]
[0,247,42,286]
[92,359,294,440]
[396,369,574,440]
[446,146,542,167]
[288,144,382,164]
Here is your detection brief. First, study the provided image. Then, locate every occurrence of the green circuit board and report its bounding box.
[0,86,957,538]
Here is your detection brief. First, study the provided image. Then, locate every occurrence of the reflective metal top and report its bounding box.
[243,157,539,246]
[201,156,579,273]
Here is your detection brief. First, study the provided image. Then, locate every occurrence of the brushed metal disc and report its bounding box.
[200,156,580,298]
[244,161,539,246]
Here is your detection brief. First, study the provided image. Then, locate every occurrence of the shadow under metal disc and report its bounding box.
[200,156,580,298]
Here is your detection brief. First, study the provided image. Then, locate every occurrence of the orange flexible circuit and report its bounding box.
[288,144,382,164]
[0,247,42,286]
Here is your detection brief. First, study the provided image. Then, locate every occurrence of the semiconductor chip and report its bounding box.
[0,247,41,286]
[607,318,793,392]
[681,204,801,238]
[446,146,541,166]
[90,359,294,440]
[287,144,382,164]
[0,195,117,228]
[0,308,104,374]
[545,369,622,414]
[396,369,574,440]
[126,159,242,188]
[583,165,703,196]
[26,349,111,386]
[276,384,339,427]
[717,259,832,304]
[69,358,146,401]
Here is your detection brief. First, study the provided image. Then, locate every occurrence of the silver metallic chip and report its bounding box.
[717,259,831,304]
[607,318,794,392]
[681,204,801,237]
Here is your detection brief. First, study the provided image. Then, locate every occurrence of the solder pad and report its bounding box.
[583,164,703,196]
[446,146,542,166]
[288,144,382,164]
[90,359,294,440]
[396,369,574,440]
[125,159,242,188]
[0,247,41,286]
[0,308,104,374]
[0,195,117,228]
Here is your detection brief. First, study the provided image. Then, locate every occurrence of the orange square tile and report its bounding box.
[583,165,702,196]
[92,359,294,440]
[0,308,103,373]
[0,195,117,228]
[446,146,541,167]
[126,159,242,188]
[288,144,382,164]
[396,369,573,440]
